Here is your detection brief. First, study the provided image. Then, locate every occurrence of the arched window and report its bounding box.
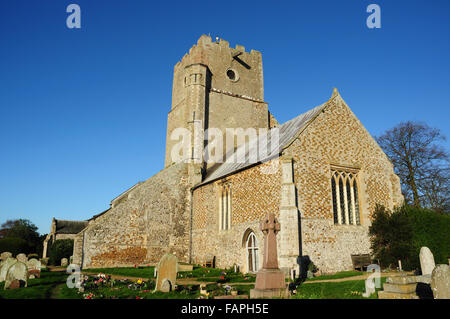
[219,184,231,230]
[246,232,259,273]
[331,168,361,225]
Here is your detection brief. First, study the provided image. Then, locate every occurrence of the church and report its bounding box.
[64,35,403,275]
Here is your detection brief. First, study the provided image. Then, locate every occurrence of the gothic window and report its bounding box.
[219,184,231,230]
[246,231,259,273]
[331,168,361,225]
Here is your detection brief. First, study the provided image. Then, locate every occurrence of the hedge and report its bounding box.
[369,205,450,271]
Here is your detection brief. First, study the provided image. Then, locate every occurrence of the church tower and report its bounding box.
[165,35,271,170]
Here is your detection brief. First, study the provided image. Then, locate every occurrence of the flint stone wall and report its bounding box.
[74,163,192,268]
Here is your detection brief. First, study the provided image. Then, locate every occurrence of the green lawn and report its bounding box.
[83,266,156,279]
[84,265,256,283]
[0,270,80,299]
[0,267,386,299]
[305,270,363,282]
[294,278,387,299]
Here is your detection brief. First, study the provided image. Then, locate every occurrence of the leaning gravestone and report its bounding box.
[16,253,28,264]
[0,252,12,261]
[0,258,17,282]
[27,258,41,279]
[4,261,28,289]
[419,247,435,276]
[61,258,68,267]
[155,254,178,292]
[430,264,450,299]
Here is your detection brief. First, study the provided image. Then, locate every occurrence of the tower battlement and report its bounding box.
[174,35,262,71]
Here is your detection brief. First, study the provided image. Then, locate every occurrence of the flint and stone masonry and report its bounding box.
[67,35,403,275]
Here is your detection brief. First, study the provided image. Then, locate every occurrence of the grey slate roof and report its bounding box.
[55,219,89,234]
[198,99,331,186]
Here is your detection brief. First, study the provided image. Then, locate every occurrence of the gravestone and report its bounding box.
[155,254,178,292]
[419,247,435,276]
[430,264,450,299]
[16,253,28,264]
[40,257,49,267]
[250,212,287,298]
[0,258,17,282]
[27,258,41,270]
[27,258,41,279]
[0,252,12,261]
[4,261,28,290]
[61,258,68,267]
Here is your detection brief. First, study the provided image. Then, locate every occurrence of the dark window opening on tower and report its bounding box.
[227,69,236,81]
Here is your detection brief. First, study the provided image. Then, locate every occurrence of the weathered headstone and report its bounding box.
[0,252,12,261]
[61,258,68,267]
[40,257,49,267]
[250,213,287,298]
[430,264,450,299]
[16,253,28,264]
[4,261,28,290]
[155,254,178,292]
[419,247,435,276]
[27,258,41,279]
[27,258,41,270]
[0,258,17,282]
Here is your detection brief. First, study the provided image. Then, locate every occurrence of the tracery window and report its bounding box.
[331,168,361,225]
[219,184,232,230]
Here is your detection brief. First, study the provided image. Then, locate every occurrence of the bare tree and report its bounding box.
[377,121,449,212]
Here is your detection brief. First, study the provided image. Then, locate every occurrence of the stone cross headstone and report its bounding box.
[0,258,17,282]
[4,261,28,290]
[0,252,12,261]
[61,258,68,267]
[16,253,28,264]
[430,264,450,299]
[251,213,286,298]
[419,247,435,276]
[260,212,281,269]
[155,254,178,292]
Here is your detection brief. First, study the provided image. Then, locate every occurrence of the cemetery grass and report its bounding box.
[0,270,79,299]
[83,265,156,279]
[84,265,256,283]
[305,270,363,282]
[293,277,387,299]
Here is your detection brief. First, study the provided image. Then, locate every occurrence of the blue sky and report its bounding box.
[0,0,449,234]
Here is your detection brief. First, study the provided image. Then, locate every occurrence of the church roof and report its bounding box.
[198,94,336,186]
[54,219,89,234]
